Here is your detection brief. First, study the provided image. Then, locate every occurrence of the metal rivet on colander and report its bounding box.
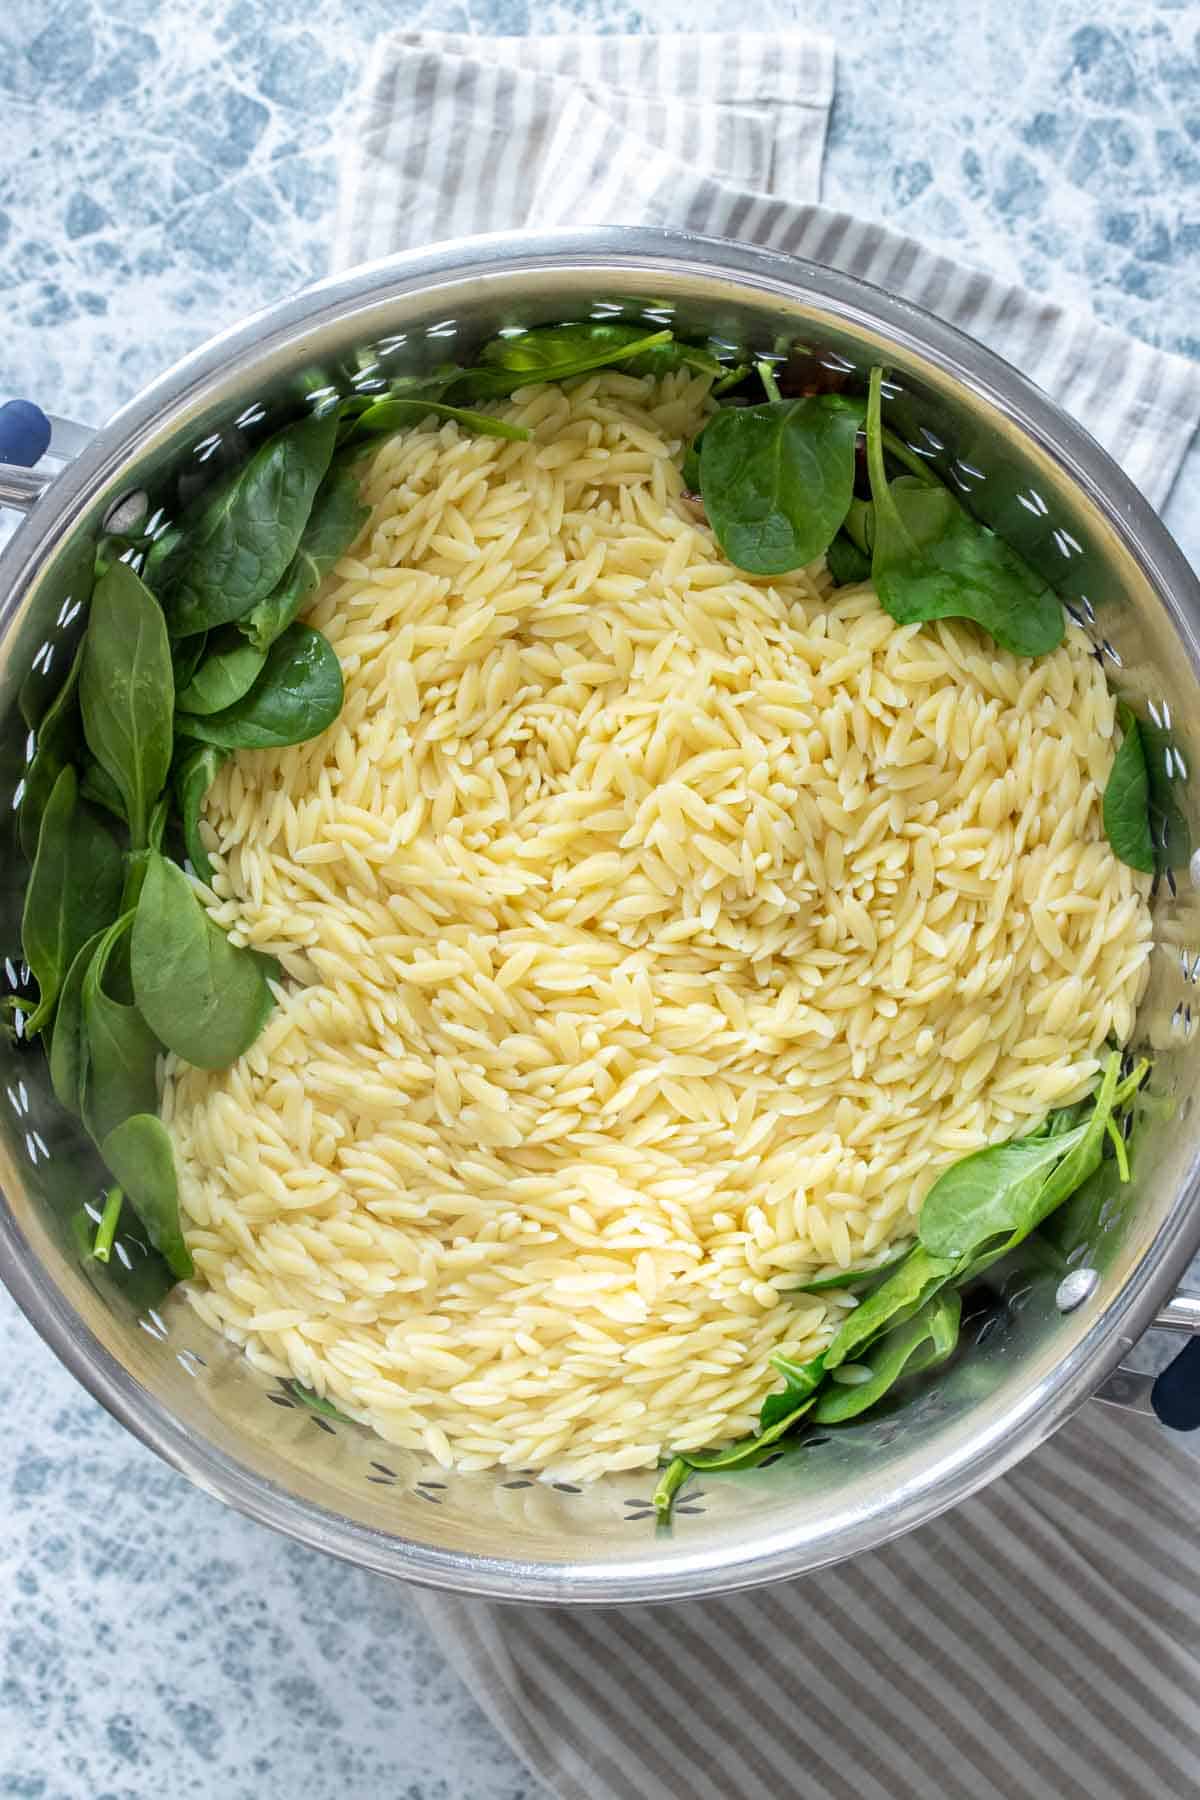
[1056,1268,1099,1313]
[102,489,148,534]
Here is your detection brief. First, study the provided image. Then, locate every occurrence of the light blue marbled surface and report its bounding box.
[3,4,1200,1797]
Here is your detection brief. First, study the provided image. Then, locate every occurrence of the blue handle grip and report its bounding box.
[1151,1337,1200,1430]
[0,400,52,468]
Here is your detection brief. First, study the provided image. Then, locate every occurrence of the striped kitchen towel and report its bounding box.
[336,32,1200,1800]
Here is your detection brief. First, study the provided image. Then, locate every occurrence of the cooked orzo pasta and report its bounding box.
[161,367,1153,1479]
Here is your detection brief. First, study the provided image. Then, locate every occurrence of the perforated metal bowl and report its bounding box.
[2,229,1200,1603]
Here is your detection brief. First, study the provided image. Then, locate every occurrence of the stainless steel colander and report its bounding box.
[2,228,1199,1604]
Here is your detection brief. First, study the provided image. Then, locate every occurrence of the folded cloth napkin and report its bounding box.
[336,33,1200,1800]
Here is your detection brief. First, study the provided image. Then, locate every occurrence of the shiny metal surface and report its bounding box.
[1155,1292,1200,1334]
[0,465,51,512]
[1,229,1199,1604]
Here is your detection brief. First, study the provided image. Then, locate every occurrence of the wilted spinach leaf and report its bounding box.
[100,1112,193,1280]
[22,766,123,1037]
[919,1052,1129,1266]
[131,852,273,1069]
[699,395,864,576]
[812,1291,961,1424]
[1103,702,1190,874]
[80,562,174,850]
[822,1245,957,1370]
[163,411,337,637]
[793,1247,912,1295]
[175,623,343,751]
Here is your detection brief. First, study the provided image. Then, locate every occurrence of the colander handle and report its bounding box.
[0,401,92,513]
[1095,1290,1200,1427]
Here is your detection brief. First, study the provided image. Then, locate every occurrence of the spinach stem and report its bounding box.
[711,362,750,396]
[652,1456,689,1521]
[1105,1116,1131,1182]
[755,360,783,404]
[93,1185,122,1262]
[880,426,940,485]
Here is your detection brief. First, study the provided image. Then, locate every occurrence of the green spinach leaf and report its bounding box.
[22,766,124,1037]
[699,395,864,576]
[825,533,873,586]
[81,913,161,1144]
[452,326,676,399]
[99,1112,193,1280]
[177,628,268,716]
[919,1052,1124,1266]
[49,927,106,1116]
[759,1351,827,1433]
[238,466,369,653]
[345,398,530,444]
[131,852,273,1069]
[822,1245,957,1370]
[813,1292,961,1424]
[793,1246,913,1295]
[80,561,174,850]
[865,369,1063,658]
[20,636,85,862]
[175,623,343,752]
[1103,703,1189,874]
[1108,702,1151,871]
[163,411,337,637]
[174,745,226,885]
[80,759,128,823]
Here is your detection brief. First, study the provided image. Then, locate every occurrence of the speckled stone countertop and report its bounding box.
[3,5,1199,1797]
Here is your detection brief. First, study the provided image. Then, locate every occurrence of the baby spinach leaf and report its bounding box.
[822,1245,957,1370]
[346,398,530,444]
[49,927,106,1116]
[826,533,872,586]
[842,497,874,556]
[1102,707,1154,873]
[141,525,183,595]
[813,1291,961,1424]
[20,636,85,863]
[131,852,273,1069]
[171,630,209,695]
[759,1352,827,1433]
[175,624,343,752]
[452,326,675,399]
[1103,703,1190,874]
[174,745,226,885]
[177,628,268,716]
[699,395,864,576]
[238,466,369,654]
[684,1396,820,1474]
[865,369,1063,658]
[487,323,722,382]
[163,411,337,637]
[793,1246,913,1295]
[81,913,161,1145]
[919,1052,1123,1267]
[681,432,703,493]
[80,561,174,850]
[22,766,123,1037]
[100,1112,193,1280]
[1139,717,1191,869]
[80,759,128,823]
